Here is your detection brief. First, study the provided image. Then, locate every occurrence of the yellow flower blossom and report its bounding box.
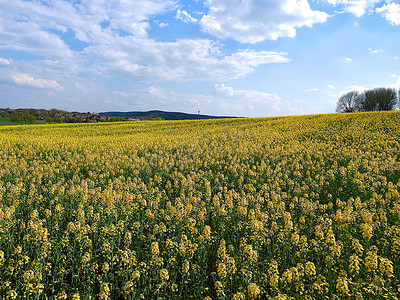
[1,111,400,299]
[160,268,169,281]
[247,283,260,299]
[99,282,110,300]
[305,261,316,277]
[71,293,80,300]
[349,255,360,274]
[151,241,159,256]
[6,290,17,300]
[336,276,350,296]
[182,259,190,274]
[217,262,227,279]
[232,292,245,300]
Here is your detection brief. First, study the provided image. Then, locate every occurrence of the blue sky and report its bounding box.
[0,0,399,117]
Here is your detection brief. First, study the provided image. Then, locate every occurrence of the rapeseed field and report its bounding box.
[0,112,399,299]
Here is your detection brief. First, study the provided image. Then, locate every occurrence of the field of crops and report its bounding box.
[0,111,400,299]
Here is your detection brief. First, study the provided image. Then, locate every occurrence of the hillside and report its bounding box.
[1,112,399,298]
[1,108,237,124]
[99,110,236,120]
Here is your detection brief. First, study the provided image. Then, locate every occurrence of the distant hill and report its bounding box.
[0,108,237,124]
[99,110,236,120]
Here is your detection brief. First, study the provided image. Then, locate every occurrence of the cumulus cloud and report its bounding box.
[394,76,400,89]
[215,83,282,113]
[369,48,384,54]
[324,0,381,17]
[214,83,304,116]
[324,0,400,25]
[85,38,290,81]
[176,9,198,24]
[12,73,64,90]
[215,83,279,99]
[344,85,367,92]
[108,84,303,117]
[376,3,400,25]
[116,84,301,117]
[199,0,329,43]
[344,57,352,63]
[0,58,10,65]
[0,0,292,83]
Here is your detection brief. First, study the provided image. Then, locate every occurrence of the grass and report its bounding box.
[0,117,15,125]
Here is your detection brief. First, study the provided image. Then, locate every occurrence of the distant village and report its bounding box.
[0,108,130,124]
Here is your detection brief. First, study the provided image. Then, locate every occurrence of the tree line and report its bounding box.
[336,87,399,113]
[0,108,123,124]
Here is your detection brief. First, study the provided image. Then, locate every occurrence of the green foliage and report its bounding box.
[22,113,36,124]
[10,112,22,123]
[55,117,64,123]
[0,117,13,125]
[0,111,8,118]
[110,116,122,122]
[45,117,55,123]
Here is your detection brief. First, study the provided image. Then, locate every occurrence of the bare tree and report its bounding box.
[336,91,360,113]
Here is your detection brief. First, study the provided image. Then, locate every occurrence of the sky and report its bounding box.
[0,0,400,117]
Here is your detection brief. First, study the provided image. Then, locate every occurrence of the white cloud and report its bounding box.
[157,22,169,28]
[0,58,10,65]
[120,84,301,117]
[344,57,352,63]
[303,87,319,92]
[12,73,64,90]
[0,0,291,83]
[109,84,302,117]
[199,0,328,43]
[214,83,282,113]
[329,84,366,99]
[324,0,381,17]
[176,9,198,24]
[376,3,400,25]
[85,38,290,81]
[215,83,280,101]
[344,85,366,92]
[112,91,131,97]
[324,0,400,25]
[74,82,88,91]
[394,77,400,89]
[0,19,73,59]
[328,84,335,89]
[369,48,384,54]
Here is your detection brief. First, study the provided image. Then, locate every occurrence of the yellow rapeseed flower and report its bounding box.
[160,268,169,281]
[247,283,260,299]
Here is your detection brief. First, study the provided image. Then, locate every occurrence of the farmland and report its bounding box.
[0,112,400,299]
[0,117,14,126]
